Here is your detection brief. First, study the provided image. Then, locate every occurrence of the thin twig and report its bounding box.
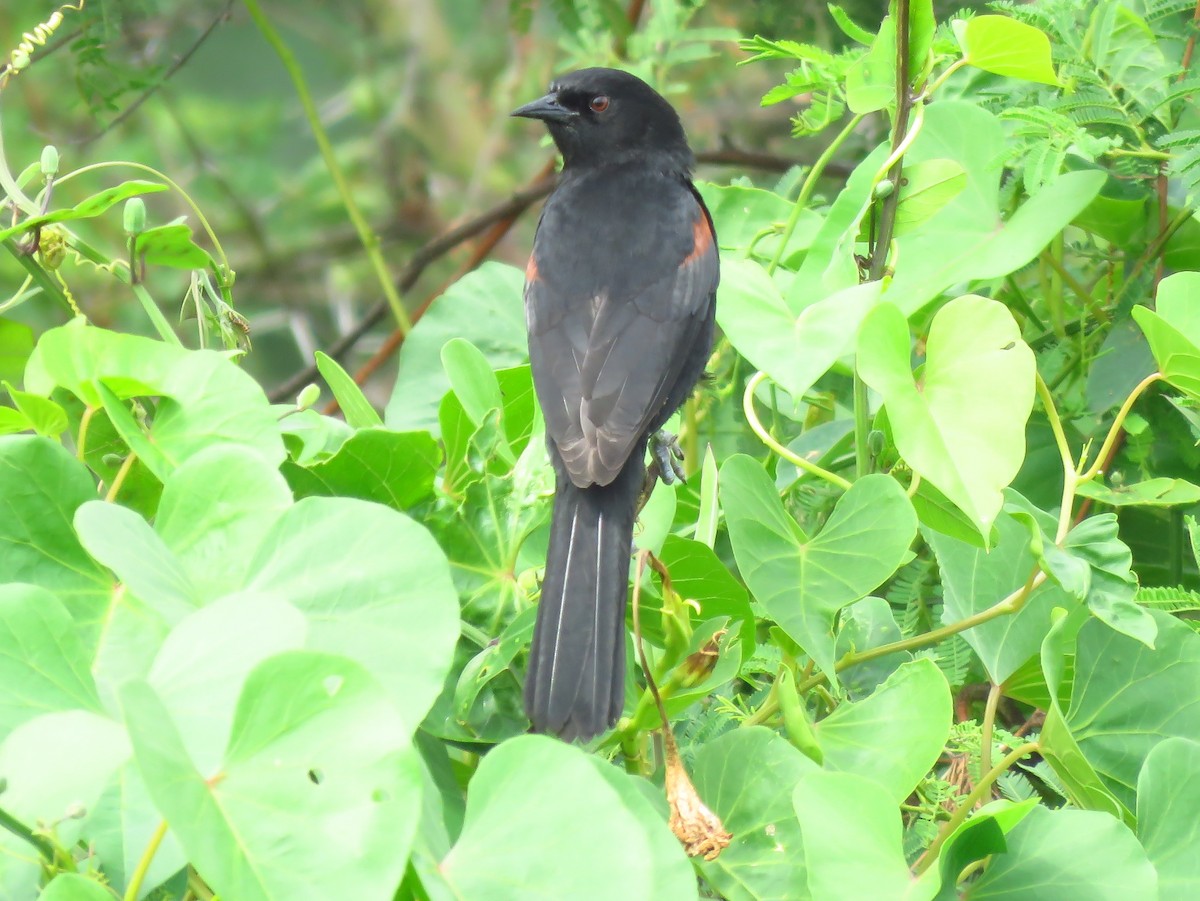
[78,2,238,146]
[268,169,556,402]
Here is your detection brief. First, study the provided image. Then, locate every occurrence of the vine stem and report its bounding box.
[105,453,137,503]
[742,371,852,490]
[854,0,918,476]
[913,742,1040,876]
[1078,371,1163,483]
[794,566,1044,695]
[766,112,866,275]
[979,681,1002,778]
[242,0,411,335]
[124,819,168,901]
[0,804,57,863]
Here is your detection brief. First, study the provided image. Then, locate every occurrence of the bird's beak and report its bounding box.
[511,93,576,124]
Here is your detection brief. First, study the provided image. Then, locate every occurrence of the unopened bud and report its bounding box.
[873,179,895,199]
[64,802,87,820]
[296,383,320,410]
[40,145,59,179]
[123,198,146,236]
[867,429,885,457]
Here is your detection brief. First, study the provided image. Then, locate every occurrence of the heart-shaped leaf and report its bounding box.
[859,295,1035,541]
[720,455,917,681]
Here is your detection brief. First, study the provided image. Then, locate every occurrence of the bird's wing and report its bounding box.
[526,200,717,488]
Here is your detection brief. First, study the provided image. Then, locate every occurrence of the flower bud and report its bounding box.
[296,383,321,410]
[40,145,59,178]
[123,198,146,236]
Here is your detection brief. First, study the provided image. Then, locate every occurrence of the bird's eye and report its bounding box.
[589,95,610,113]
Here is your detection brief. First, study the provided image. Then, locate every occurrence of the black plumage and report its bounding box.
[513,68,719,741]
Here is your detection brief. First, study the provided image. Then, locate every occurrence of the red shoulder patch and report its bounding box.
[683,213,714,266]
[525,254,539,282]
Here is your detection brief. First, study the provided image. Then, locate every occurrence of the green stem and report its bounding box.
[1078,371,1163,483]
[1035,373,1078,542]
[853,369,871,478]
[920,57,969,100]
[0,803,57,863]
[124,819,168,901]
[979,681,1002,778]
[52,161,232,285]
[767,112,866,275]
[242,0,410,334]
[913,742,1040,876]
[796,567,1044,694]
[743,371,852,490]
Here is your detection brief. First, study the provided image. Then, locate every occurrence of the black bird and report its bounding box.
[512,68,719,741]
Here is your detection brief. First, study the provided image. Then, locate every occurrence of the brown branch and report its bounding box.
[1181,0,1200,73]
[275,0,802,407]
[269,168,556,403]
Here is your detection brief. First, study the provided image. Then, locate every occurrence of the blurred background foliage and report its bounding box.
[1,0,990,397]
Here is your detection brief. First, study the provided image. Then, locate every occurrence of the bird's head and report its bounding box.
[511,67,693,172]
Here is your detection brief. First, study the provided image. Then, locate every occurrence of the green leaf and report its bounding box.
[970,806,1156,898]
[26,324,286,480]
[846,18,896,114]
[1064,515,1156,647]
[903,0,936,80]
[136,223,216,270]
[963,15,1059,86]
[0,181,169,242]
[720,455,917,683]
[284,427,440,512]
[440,735,696,900]
[933,800,1038,901]
[147,594,307,774]
[878,103,1105,315]
[83,760,186,895]
[0,318,35,385]
[0,437,111,639]
[75,499,200,624]
[858,296,1034,540]
[717,259,883,413]
[927,500,1076,684]
[793,770,936,901]
[828,4,874,45]
[3,381,67,436]
[124,652,421,901]
[0,710,131,866]
[1076,476,1200,507]
[442,338,505,427]
[315,350,382,429]
[1137,737,1200,900]
[0,584,101,734]
[890,159,967,236]
[154,445,294,602]
[691,727,818,901]
[1058,611,1200,812]
[1133,272,1200,398]
[245,497,460,730]
[835,596,912,698]
[386,263,527,432]
[696,181,821,265]
[38,874,116,900]
[815,659,952,803]
[1038,608,1128,820]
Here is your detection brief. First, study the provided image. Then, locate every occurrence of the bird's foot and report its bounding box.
[649,430,686,485]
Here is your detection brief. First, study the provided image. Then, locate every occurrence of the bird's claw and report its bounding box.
[649,431,686,485]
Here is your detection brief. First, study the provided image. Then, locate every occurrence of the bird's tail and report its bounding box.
[525,457,643,741]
